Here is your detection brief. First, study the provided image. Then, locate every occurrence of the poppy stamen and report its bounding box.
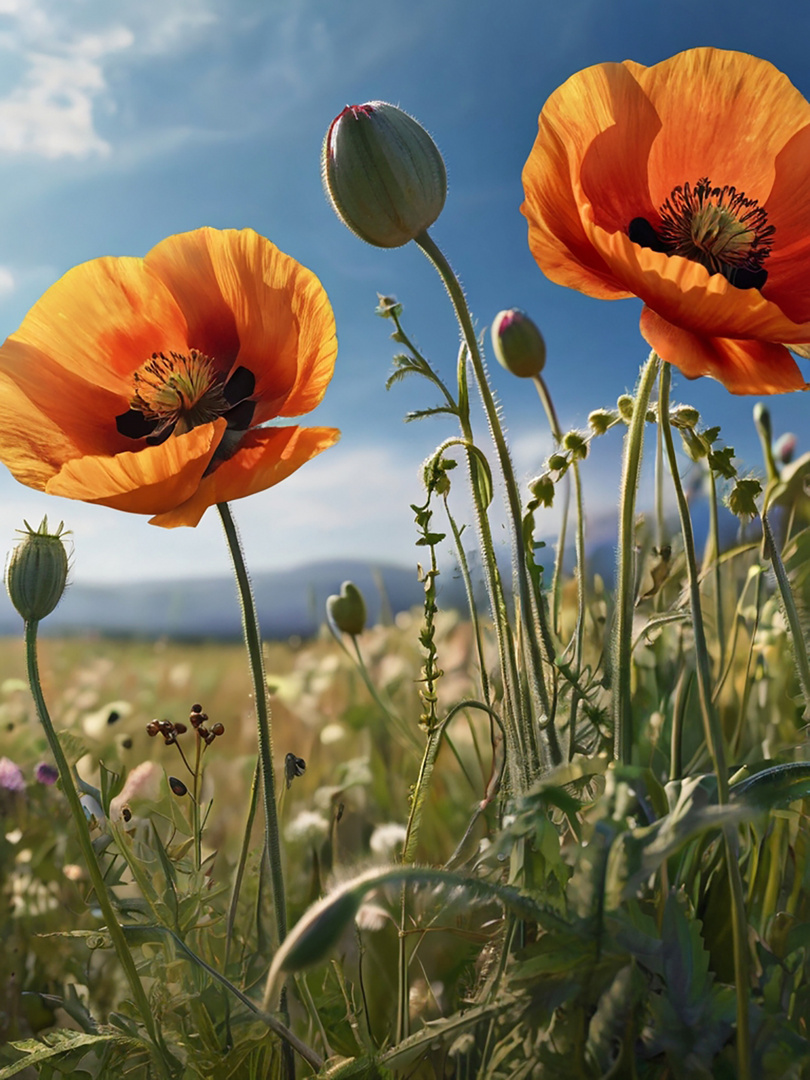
[130,350,229,435]
[116,354,256,447]
[630,178,774,290]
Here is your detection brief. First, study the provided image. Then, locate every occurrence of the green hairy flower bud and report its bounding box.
[323,102,447,248]
[528,474,555,507]
[588,409,616,436]
[490,308,546,378]
[616,395,634,422]
[327,581,367,636]
[6,517,69,623]
[562,430,587,459]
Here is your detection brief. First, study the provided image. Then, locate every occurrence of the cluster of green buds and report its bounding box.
[323,102,446,247]
[669,401,763,521]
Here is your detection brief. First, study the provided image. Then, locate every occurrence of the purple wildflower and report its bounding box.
[35,762,58,786]
[0,756,25,792]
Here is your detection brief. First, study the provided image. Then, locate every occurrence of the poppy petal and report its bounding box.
[45,421,225,514]
[633,50,810,209]
[586,221,810,344]
[8,257,190,391]
[148,425,341,528]
[639,307,806,394]
[145,228,337,420]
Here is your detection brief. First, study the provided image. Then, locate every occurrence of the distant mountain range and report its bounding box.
[0,498,745,639]
[0,559,480,640]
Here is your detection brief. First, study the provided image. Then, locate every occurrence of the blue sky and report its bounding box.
[1,0,810,585]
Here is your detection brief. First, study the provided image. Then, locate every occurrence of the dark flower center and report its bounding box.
[629,177,774,290]
[116,351,256,455]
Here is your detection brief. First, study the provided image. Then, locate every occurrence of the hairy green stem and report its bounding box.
[533,373,570,636]
[24,620,171,1077]
[659,363,750,1079]
[761,508,810,715]
[613,351,659,763]
[218,502,287,946]
[416,229,558,771]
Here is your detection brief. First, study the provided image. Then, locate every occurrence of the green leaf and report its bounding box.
[730,761,810,809]
[0,1032,139,1079]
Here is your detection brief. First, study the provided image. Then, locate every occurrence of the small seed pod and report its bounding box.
[211,722,225,737]
[146,720,161,737]
[285,752,307,789]
[168,777,188,797]
[173,722,187,735]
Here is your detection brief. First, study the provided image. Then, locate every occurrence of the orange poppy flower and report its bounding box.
[0,228,339,527]
[521,48,810,394]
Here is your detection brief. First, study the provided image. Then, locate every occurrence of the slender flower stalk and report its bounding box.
[217,502,286,946]
[613,351,659,763]
[415,229,557,771]
[761,509,810,714]
[533,372,570,635]
[23,619,171,1077]
[658,361,750,1079]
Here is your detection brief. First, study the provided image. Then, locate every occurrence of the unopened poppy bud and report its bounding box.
[774,432,797,465]
[327,581,367,636]
[491,309,546,378]
[753,402,772,442]
[6,517,69,623]
[323,102,447,248]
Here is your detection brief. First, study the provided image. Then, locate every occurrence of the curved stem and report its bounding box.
[24,620,171,1078]
[416,229,557,770]
[613,351,659,764]
[218,502,286,948]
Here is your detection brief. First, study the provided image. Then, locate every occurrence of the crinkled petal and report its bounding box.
[522,60,659,298]
[640,306,806,394]
[759,123,810,321]
[148,425,340,528]
[145,229,337,421]
[46,421,224,514]
[6,257,190,391]
[587,222,810,344]
[632,49,810,208]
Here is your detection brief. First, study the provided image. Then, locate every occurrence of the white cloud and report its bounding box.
[0,0,216,159]
[0,266,16,295]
